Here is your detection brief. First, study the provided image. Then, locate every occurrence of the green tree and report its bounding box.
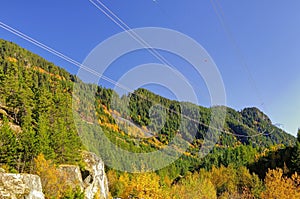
[0,116,19,171]
[291,129,300,173]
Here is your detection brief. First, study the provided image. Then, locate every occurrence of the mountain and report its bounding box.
[125,88,294,147]
[0,38,298,198]
[0,38,295,167]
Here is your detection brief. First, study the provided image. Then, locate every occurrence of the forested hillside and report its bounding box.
[0,39,82,173]
[0,39,299,198]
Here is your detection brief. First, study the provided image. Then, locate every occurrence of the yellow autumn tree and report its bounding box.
[170,171,217,199]
[261,168,300,199]
[133,172,164,199]
[118,172,165,199]
[34,154,69,199]
[209,165,238,195]
[107,170,126,197]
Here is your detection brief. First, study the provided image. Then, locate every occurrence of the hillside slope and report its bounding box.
[0,38,295,174]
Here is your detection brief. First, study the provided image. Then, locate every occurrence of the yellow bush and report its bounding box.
[34,154,70,199]
[261,168,300,199]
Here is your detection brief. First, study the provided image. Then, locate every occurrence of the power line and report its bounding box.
[87,0,275,138]
[89,0,174,67]
[209,0,267,112]
[0,22,133,93]
[88,0,193,89]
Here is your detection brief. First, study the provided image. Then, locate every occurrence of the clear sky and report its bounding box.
[0,0,299,136]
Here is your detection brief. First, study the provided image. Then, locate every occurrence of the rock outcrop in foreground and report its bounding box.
[0,151,109,199]
[0,170,44,199]
[59,151,109,199]
[82,151,109,199]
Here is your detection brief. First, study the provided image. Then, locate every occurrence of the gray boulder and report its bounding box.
[0,173,44,199]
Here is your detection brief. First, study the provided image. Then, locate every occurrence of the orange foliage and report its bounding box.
[32,66,65,80]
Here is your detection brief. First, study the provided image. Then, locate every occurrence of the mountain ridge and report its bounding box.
[0,38,295,149]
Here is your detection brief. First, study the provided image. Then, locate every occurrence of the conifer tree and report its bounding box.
[0,116,19,171]
[291,129,300,173]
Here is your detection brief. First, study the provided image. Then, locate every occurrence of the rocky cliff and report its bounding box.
[82,152,109,199]
[0,169,44,199]
[59,151,109,199]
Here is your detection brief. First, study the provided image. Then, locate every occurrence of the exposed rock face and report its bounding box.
[82,152,109,199]
[58,165,84,191]
[59,152,109,199]
[0,152,108,199]
[0,173,44,199]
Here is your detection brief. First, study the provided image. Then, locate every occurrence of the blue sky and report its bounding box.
[0,0,299,135]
